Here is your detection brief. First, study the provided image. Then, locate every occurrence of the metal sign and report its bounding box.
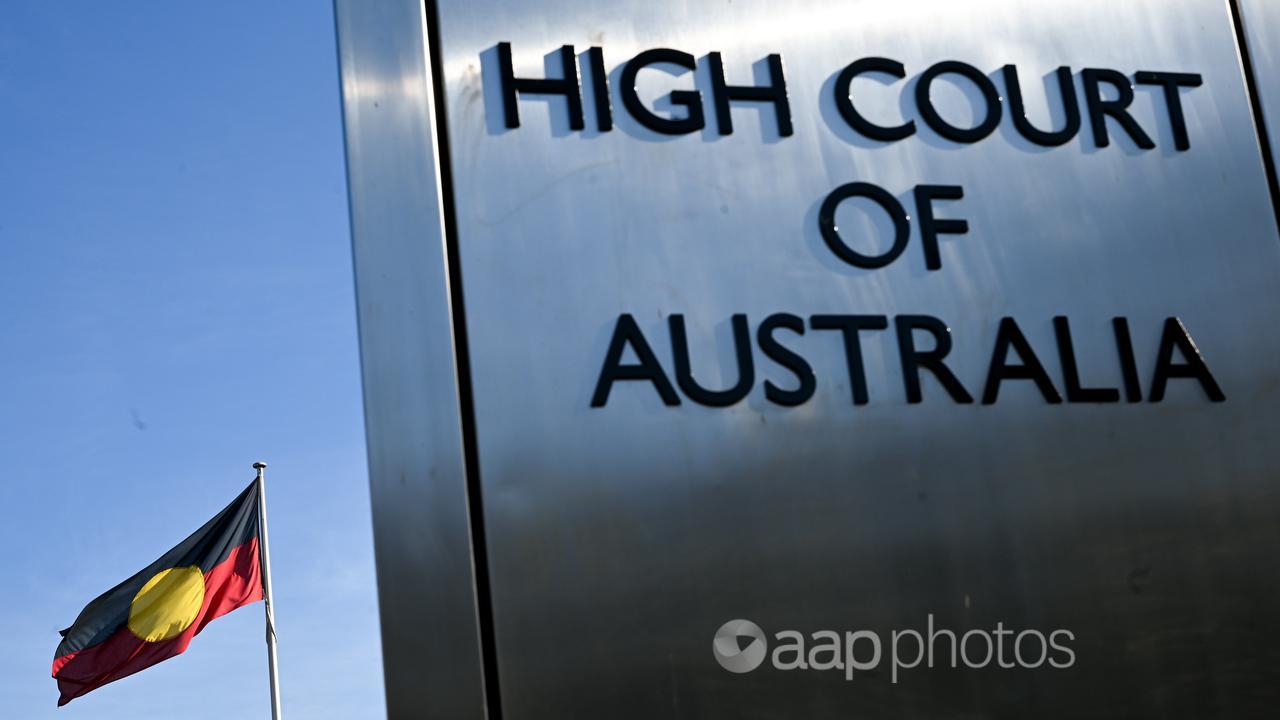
[336,1,1280,717]
[1240,0,1280,208]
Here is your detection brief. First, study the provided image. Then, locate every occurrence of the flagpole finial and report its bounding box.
[253,462,267,471]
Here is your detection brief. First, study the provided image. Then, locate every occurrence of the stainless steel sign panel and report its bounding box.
[334,1,486,718]
[437,0,1280,716]
[1241,0,1280,172]
[344,0,1280,717]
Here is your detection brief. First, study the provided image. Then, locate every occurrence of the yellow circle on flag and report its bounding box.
[127,566,206,642]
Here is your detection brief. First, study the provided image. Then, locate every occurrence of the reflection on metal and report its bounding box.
[1237,0,1280,229]
[339,0,1280,717]
[333,1,486,718]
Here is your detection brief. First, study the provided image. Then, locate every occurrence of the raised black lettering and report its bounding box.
[818,182,910,269]
[707,52,793,137]
[916,61,1002,143]
[1149,317,1225,402]
[914,185,968,271]
[1112,317,1144,402]
[833,57,915,142]
[619,48,705,135]
[584,46,613,132]
[591,314,680,406]
[670,314,754,406]
[1082,68,1155,149]
[895,315,974,403]
[496,42,584,130]
[758,313,815,406]
[1002,65,1080,147]
[982,317,1063,404]
[1053,317,1120,402]
[811,315,889,404]
[1134,71,1202,151]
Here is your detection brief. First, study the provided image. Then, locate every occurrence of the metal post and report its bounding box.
[254,461,283,720]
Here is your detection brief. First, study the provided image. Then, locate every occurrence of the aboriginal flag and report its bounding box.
[51,482,264,706]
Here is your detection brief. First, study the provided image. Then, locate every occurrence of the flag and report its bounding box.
[51,481,264,706]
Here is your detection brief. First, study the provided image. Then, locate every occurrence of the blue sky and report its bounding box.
[0,2,385,717]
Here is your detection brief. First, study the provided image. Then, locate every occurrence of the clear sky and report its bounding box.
[0,2,386,717]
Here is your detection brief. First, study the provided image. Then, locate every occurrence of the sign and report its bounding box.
[337,1,1280,717]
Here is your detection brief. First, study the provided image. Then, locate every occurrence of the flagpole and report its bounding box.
[254,462,283,720]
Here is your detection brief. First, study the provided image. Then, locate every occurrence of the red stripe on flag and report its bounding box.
[53,538,262,706]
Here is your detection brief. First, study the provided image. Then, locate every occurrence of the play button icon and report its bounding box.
[713,619,768,673]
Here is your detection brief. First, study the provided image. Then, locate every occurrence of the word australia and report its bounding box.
[591,314,1225,408]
